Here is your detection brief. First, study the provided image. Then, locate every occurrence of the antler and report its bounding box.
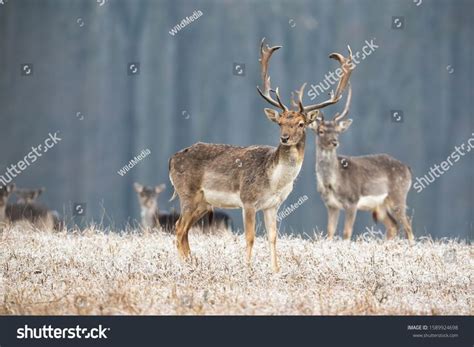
[333,83,352,122]
[302,45,353,113]
[257,38,288,111]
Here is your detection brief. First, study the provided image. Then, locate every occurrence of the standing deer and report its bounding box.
[169,38,352,271]
[309,83,414,241]
[0,184,60,230]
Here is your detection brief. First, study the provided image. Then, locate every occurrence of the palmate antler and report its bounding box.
[257,39,353,118]
[256,38,287,111]
[296,45,353,114]
[333,83,352,122]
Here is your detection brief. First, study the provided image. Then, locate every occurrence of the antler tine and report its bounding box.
[257,38,287,111]
[303,45,353,113]
[271,88,287,111]
[333,83,352,122]
[295,83,307,113]
[330,45,353,99]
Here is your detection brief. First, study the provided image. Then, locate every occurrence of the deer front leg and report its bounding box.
[342,206,357,240]
[263,207,280,272]
[326,206,340,240]
[243,207,256,265]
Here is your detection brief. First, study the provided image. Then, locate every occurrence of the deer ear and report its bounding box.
[337,119,353,132]
[155,184,166,194]
[305,110,320,125]
[264,108,279,123]
[133,182,143,192]
[307,111,324,131]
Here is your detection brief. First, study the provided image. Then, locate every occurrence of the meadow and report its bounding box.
[0,224,472,315]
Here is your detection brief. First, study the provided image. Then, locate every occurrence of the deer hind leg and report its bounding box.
[389,204,414,242]
[243,206,256,265]
[326,206,340,240]
[375,205,398,240]
[342,205,357,240]
[176,198,209,259]
[387,195,414,242]
[263,207,280,272]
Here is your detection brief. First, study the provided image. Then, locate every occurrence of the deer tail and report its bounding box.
[169,189,177,202]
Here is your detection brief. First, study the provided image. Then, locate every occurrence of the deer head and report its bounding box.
[15,187,45,204]
[257,38,353,146]
[309,83,353,150]
[134,183,166,209]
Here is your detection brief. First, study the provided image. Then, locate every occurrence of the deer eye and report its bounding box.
[298,122,304,128]
[318,129,325,135]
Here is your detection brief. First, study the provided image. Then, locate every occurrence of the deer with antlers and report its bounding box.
[168,38,352,271]
[309,80,414,241]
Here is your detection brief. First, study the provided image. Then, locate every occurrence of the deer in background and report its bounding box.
[0,184,15,225]
[15,187,45,204]
[0,184,60,230]
[169,38,352,271]
[133,183,232,232]
[309,82,414,241]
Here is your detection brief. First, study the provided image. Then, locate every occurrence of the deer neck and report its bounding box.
[141,202,158,228]
[315,143,340,186]
[275,133,306,167]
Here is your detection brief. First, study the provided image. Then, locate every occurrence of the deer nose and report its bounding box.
[331,139,339,147]
[280,134,289,143]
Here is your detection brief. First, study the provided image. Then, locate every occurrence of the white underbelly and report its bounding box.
[356,193,388,210]
[202,189,243,209]
[257,183,293,210]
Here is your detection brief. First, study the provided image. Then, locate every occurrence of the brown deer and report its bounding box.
[134,182,232,232]
[169,38,352,271]
[309,84,414,241]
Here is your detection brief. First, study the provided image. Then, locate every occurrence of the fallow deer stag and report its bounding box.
[309,83,414,241]
[169,38,352,271]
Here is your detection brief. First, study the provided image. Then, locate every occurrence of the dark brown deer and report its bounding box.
[134,183,232,232]
[169,38,352,271]
[309,84,414,241]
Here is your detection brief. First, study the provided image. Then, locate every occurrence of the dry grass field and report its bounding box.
[0,224,472,315]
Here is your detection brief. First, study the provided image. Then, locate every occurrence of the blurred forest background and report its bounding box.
[0,0,472,239]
